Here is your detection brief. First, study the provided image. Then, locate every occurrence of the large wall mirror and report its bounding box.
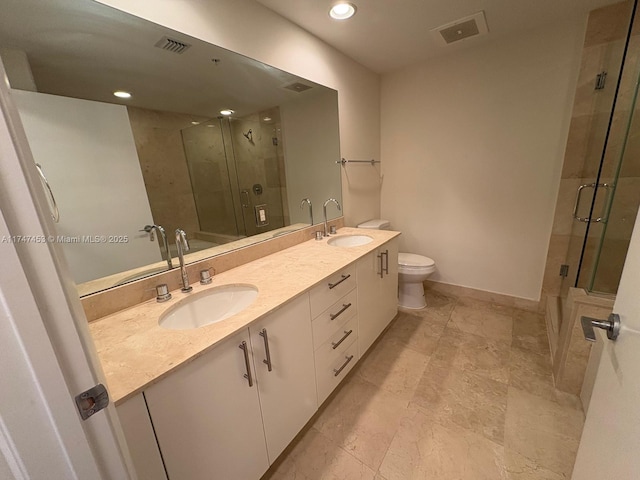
[0,0,342,297]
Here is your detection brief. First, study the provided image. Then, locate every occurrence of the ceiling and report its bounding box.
[0,0,328,118]
[255,0,623,73]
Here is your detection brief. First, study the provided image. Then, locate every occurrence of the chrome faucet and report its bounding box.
[175,229,192,293]
[323,198,341,237]
[300,198,313,225]
[141,224,173,269]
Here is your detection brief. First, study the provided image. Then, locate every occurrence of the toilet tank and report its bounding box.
[357,219,390,230]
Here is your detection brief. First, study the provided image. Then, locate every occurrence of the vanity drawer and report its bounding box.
[314,316,357,367]
[309,265,356,318]
[316,333,358,405]
[312,289,357,349]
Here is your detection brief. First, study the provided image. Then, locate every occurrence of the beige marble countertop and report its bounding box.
[89,227,400,405]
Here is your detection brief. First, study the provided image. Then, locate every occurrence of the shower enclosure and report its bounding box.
[545,0,640,395]
[180,108,288,247]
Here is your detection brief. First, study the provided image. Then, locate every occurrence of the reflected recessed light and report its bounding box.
[113,90,132,99]
[220,109,234,116]
[191,121,200,125]
[329,2,356,20]
[206,124,215,128]
[263,116,272,122]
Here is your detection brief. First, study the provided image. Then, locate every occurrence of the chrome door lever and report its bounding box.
[581,313,621,342]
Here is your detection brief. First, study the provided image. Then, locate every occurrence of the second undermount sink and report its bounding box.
[327,234,373,247]
[159,284,258,330]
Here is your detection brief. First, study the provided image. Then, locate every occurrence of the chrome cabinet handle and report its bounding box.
[378,249,389,277]
[382,249,389,276]
[331,329,353,350]
[330,303,352,320]
[328,274,350,289]
[259,328,273,372]
[35,163,60,223]
[573,183,612,223]
[241,189,250,208]
[239,341,253,387]
[333,355,354,377]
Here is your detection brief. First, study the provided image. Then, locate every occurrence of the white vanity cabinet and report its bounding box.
[144,328,270,480]
[357,238,399,355]
[142,294,316,480]
[309,265,360,403]
[248,294,317,463]
[116,394,168,480]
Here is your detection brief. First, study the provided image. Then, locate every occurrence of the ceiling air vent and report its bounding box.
[154,36,191,54]
[431,11,488,46]
[283,82,313,93]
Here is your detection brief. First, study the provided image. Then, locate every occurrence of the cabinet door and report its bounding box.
[357,237,399,355]
[116,394,168,480]
[250,294,317,463]
[380,237,399,326]
[144,329,269,480]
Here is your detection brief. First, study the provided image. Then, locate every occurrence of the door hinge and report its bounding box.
[559,264,569,278]
[595,71,607,90]
[75,384,109,420]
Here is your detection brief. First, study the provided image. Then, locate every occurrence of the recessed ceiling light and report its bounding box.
[263,117,272,122]
[220,109,234,116]
[329,2,356,20]
[113,90,132,99]
[191,121,200,125]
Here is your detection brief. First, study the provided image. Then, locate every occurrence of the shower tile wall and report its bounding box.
[181,121,242,238]
[542,1,634,301]
[228,108,288,236]
[127,106,201,239]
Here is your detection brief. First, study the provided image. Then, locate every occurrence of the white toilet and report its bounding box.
[357,219,436,309]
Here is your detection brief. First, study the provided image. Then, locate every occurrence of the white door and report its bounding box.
[0,61,132,478]
[572,209,640,479]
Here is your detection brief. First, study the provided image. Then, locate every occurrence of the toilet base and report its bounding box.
[399,282,427,309]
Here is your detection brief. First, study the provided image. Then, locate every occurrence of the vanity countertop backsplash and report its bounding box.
[89,227,400,404]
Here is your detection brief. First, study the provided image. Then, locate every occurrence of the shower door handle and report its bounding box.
[572,183,612,223]
[241,189,250,208]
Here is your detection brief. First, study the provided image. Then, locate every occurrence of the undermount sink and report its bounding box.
[159,284,259,330]
[327,234,373,247]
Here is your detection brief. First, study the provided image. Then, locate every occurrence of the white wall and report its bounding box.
[281,88,342,224]
[13,90,161,283]
[96,0,381,228]
[381,18,586,300]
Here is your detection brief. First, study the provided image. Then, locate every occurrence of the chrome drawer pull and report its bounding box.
[259,328,273,372]
[239,341,253,387]
[333,355,354,377]
[330,303,352,320]
[382,249,389,275]
[328,274,350,289]
[331,329,353,350]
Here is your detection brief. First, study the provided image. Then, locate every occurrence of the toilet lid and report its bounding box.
[357,219,390,229]
[398,253,435,269]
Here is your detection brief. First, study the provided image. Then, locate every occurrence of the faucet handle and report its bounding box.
[155,284,172,303]
[200,268,215,285]
[140,224,155,241]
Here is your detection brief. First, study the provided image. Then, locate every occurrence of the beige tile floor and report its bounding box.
[262,291,584,480]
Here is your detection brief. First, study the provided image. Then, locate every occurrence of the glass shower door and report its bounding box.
[589,34,640,293]
[560,3,636,307]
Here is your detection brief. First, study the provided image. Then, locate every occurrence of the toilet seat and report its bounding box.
[398,253,435,270]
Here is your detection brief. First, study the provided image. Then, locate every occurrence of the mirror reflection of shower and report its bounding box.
[180,107,288,255]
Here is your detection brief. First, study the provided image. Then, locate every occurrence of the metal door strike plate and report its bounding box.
[75,384,109,420]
